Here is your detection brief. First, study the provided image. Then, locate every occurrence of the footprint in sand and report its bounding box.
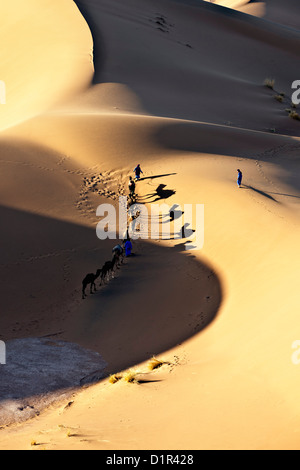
[149,14,174,33]
[76,169,126,218]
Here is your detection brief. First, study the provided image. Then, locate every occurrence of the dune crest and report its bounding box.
[0,0,300,451]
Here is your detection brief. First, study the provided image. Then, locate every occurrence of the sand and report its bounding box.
[0,0,300,450]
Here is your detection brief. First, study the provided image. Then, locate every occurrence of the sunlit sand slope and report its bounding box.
[0,0,93,131]
[0,0,300,451]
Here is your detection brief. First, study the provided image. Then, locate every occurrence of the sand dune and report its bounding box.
[0,0,93,131]
[0,0,300,451]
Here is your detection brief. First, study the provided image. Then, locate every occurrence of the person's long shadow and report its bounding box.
[268,191,300,199]
[242,184,279,203]
[138,172,177,182]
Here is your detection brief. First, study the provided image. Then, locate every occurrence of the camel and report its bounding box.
[82,269,102,299]
[112,244,124,267]
[99,255,119,286]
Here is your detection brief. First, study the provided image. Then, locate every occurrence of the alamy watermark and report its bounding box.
[96,197,204,250]
[291,81,300,105]
[0,81,6,104]
[0,341,6,364]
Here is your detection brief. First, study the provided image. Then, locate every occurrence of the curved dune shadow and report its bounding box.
[154,120,299,160]
[154,121,300,196]
[75,1,106,84]
[0,203,222,423]
[70,238,222,375]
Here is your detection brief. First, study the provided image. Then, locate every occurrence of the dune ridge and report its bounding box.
[0,0,299,450]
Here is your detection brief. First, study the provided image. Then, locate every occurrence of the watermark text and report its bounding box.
[291,80,300,105]
[0,341,6,364]
[96,197,204,250]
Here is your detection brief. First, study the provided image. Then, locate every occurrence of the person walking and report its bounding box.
[124,239,133,257]
[122,228,130,243]
[133,164,143,181]
[237,169,242,188]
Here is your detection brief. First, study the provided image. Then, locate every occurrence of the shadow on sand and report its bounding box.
[0,204,222,423]
[138,173,177,182]
[242,184,279,202]
[138,183,176,203]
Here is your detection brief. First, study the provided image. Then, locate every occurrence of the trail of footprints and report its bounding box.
[255,143,300,193]
[0,155,126,273]
[0,154,89,178]
[0,153,126,220]
[76,170,126,219]
[151,14,174,33]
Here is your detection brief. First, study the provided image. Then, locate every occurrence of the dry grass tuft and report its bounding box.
[123,370,139,384]
[148,357,167,371]
[264,78,275,89]
[289,110,300,120]
[274,94,283,102]
[109,373,123,384]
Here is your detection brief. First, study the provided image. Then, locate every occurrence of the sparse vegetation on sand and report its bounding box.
[274,94,283,102]
[147,356,169,371]
[109,373,123,384]
[123,370,139,384]
[264,78,300,123]
[108,357,174,386]
[289,110,300,121]
[264,78,275,89]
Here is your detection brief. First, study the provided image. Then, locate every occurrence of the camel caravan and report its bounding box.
[82,172,138,300]
[82,245,124,299]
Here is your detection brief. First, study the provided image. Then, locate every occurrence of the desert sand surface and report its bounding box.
[0,0,300,451]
